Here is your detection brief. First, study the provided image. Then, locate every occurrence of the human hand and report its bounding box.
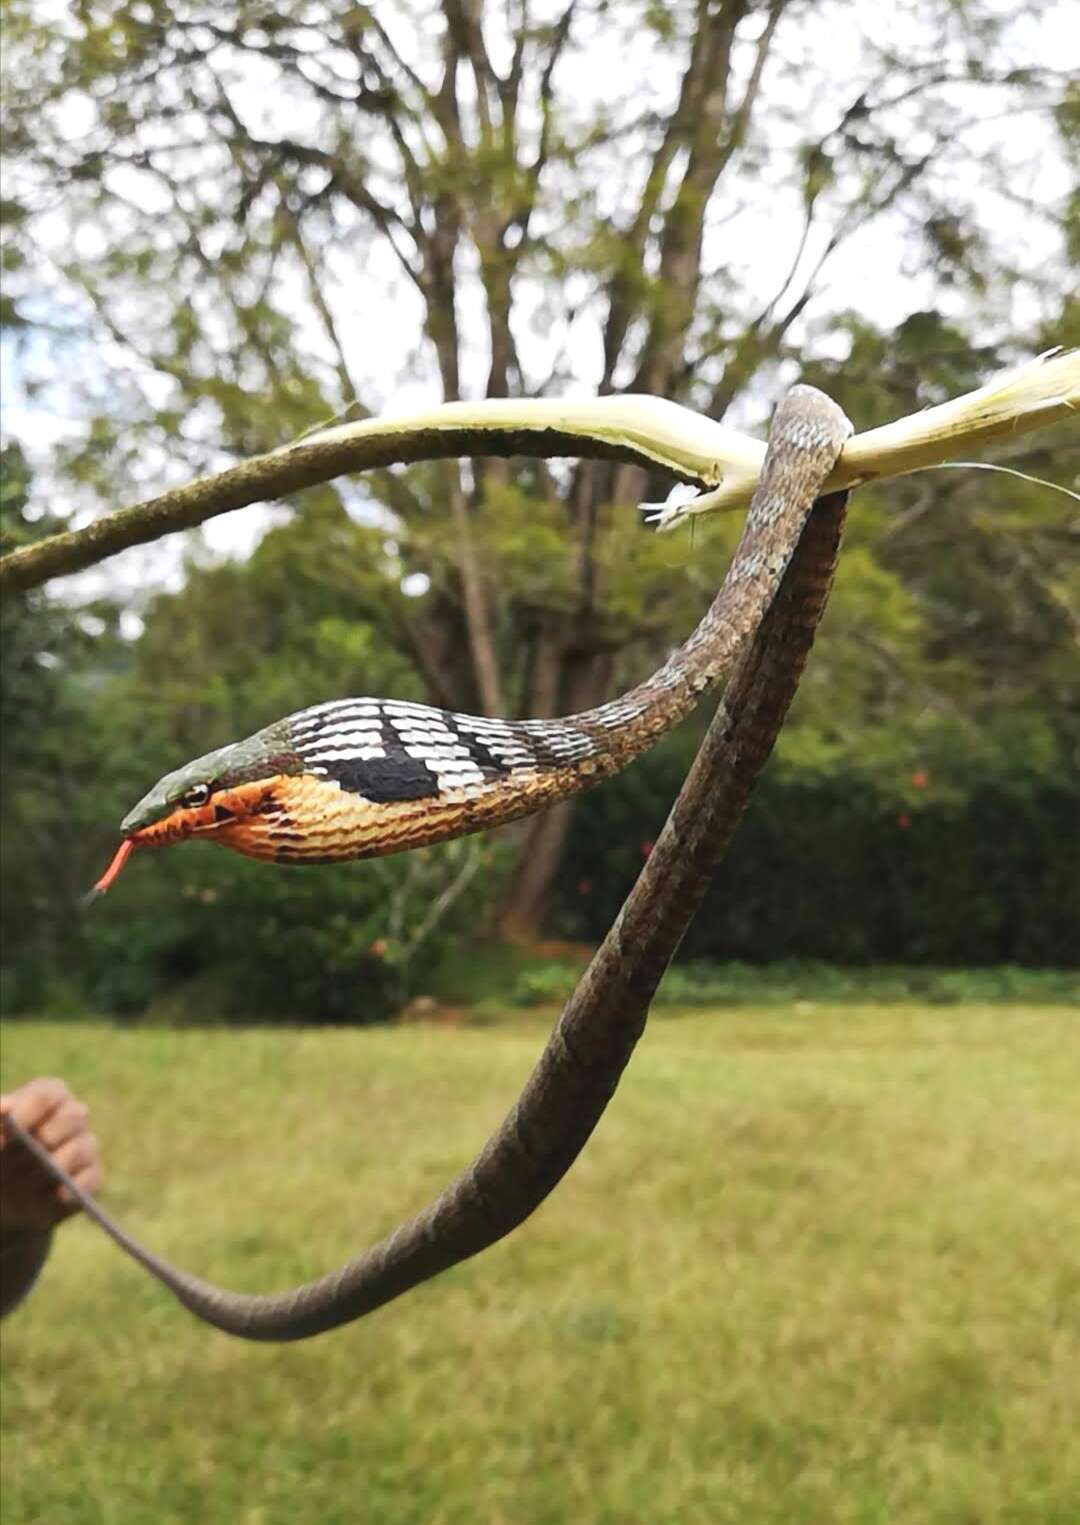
[0,1078,103,1232]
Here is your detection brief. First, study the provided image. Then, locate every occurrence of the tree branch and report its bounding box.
[2,353,1075,593]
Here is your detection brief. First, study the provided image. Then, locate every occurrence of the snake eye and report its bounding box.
[178,783,211,809]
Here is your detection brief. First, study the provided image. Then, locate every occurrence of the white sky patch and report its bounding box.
[401,571,431,598]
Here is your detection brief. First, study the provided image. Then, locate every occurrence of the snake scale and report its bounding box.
[4,385,852,1339]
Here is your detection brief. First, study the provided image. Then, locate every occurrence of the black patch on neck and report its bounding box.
[333,755,440,802]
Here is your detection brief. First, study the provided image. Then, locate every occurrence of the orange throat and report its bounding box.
[90,776,301,894]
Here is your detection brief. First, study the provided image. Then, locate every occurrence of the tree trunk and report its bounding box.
[498,641,613,939]
[447,464,504,714]
[497,798,576,942]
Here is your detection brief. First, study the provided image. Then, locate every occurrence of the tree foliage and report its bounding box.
[0,474,505,1019]
[1,0,1075,968]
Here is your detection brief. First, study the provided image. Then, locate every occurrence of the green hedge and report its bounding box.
[553,747,1079,968]
[0,836,504,1024]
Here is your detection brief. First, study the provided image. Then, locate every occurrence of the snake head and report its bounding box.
[91,720,308,896]
[120,742,254,836]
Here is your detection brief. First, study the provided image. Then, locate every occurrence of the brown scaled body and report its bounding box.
[128,766,590,865]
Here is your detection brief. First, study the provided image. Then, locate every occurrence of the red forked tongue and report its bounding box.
[88,839,135,899]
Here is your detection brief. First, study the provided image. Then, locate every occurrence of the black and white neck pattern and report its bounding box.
[284,697,608,802]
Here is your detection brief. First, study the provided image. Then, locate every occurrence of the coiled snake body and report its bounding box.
[8,386,853,1339]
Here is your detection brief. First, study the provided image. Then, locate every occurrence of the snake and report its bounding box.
[5,385,852,1339]
[90,386,853,895]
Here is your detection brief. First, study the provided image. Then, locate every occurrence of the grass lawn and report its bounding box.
[1,1004,1078,1525]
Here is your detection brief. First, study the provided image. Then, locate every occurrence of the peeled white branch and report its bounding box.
[643,348,1079,529]
[1,350,1075,593]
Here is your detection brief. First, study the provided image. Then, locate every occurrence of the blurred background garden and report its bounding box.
[1,0,1078,1519]
[2,0,1078,1023]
